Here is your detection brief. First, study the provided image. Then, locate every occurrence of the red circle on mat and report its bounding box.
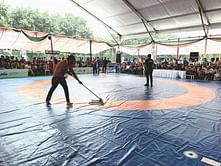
[19,79,215,110]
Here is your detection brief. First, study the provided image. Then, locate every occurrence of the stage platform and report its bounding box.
[0,73,220,166]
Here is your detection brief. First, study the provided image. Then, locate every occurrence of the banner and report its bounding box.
[73,67,93,74]
[73,67,115,74]
[0,69,29,79]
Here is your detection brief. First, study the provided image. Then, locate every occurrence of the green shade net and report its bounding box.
[22,30,49,42]
[121,41,152,48]
[155,38,205,47]
[121,38,205,49]
[13,29,49,42]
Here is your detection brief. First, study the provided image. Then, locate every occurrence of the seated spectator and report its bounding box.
[214,67,221,81]
[25,61,34,76]
[206,66,215,80]
[197,66,206,80]
[203,58,209,66]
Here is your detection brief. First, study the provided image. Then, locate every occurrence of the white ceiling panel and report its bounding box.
[135,0,198,20]
[140,5,171,20]
[115,23,148,35]
[172,14,201,27]
[161,0,198,16]
[206,11,221,24]
[79,0,131,19]
[102,12,141,28]
[151,14,201,31]
[200,0,221,10]
[128,0,162,10]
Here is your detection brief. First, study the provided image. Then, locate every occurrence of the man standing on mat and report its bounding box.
[144,54,154,87]
[46,54,82,106]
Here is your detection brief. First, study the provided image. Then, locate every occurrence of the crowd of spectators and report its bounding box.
[0,55,112,76]
[119,57,221,81]
[120,58,144,75]
[1,54,221,81]
[184,58,221,81]
[0,55,51,76]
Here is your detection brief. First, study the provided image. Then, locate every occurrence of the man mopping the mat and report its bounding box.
[46,54,82,107]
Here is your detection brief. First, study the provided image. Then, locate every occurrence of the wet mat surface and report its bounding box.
[0,73,221,166]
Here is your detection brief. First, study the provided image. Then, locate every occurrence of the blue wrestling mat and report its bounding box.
[0,73,220,166]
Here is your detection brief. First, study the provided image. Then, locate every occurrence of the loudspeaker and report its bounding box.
[190,52,199,61]
[116,52,121,63]
[190,52,199,58]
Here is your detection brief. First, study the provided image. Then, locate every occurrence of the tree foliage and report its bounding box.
[0,1,94,38]
[0,1,9,26]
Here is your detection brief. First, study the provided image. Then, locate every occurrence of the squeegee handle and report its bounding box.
[81,83,101,100]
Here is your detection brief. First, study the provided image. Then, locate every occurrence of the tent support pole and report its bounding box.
[203,37,208,60]
[49,35,55,71]
[176,38,180,61]
[89,40,92,63]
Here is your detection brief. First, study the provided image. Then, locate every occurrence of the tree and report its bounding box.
[58,13,93,38]
[3,2,94,39]
[33,11,53,33]
[0,1,9,26]
[9,7,36,30]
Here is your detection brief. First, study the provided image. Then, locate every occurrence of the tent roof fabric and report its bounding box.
[71,0,221,39]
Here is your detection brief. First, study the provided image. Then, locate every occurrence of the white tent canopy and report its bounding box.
[70,0,221,40]
[0,27,112,54]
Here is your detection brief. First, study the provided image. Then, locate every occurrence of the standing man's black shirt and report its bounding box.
[144,58,154,73]
[144,54,154,87]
